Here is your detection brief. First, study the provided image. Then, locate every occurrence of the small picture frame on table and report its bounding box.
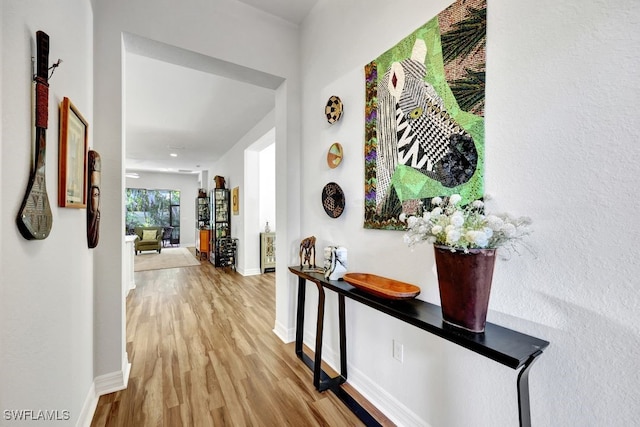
[58,97,88,208]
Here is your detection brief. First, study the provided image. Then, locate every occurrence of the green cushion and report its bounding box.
[142,229,157,240]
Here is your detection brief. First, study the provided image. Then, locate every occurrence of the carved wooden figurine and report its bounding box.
[87,150,101,248]
[299,236,316,269]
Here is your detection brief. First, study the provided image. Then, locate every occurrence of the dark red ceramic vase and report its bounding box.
[433,245,497,333]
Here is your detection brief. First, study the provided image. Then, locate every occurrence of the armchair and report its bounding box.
[134,226,162,254]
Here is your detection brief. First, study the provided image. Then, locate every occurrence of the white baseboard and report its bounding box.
[75,382,98,427]
[75,363,132,427]
[235,267,262,276]
[94,365,130,396]
[300,332,428,427]
[272,321,295,343]
[94,362,132,396]
[242,267,262,276]
[347,364,430,427]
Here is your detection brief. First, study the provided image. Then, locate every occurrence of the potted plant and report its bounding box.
[400,194,532,332]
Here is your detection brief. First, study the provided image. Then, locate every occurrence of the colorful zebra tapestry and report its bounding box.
[364,0,486,230]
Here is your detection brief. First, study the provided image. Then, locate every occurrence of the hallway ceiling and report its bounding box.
[125,53,276,174]
[124,0,318,176]
[236,0,318,25]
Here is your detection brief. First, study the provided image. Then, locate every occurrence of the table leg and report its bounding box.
[517,350,543,427]
[312,281,326,390]
[295,276,306,358]
[339,294,347,378]
[294,277,337,389]
[291,273,380,427]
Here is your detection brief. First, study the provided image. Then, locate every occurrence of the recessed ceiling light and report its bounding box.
[170,153,178,157]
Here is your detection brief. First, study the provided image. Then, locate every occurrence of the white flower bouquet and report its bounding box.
[399,194,532,254]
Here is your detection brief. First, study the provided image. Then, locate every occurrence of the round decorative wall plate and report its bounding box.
[322,182,345,218]
[325,95,343,124]
[327,142,343,168]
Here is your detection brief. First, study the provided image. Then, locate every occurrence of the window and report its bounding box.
[126,188,180,244]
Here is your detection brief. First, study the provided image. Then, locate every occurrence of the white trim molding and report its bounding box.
[95,362,132,396]
[75,362,131,427]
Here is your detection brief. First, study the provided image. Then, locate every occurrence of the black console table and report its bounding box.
[289,266,549,427]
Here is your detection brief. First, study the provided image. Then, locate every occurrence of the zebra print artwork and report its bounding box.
[364,0,486,230]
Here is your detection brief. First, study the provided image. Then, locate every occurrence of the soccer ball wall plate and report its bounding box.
[325,95,343,124]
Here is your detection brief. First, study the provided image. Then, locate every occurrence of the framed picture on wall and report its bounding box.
[58,97,88,208]
[232,186,239,215]
[363,0,486,230]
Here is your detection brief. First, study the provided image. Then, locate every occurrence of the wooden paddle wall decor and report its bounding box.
[17,31,54,240]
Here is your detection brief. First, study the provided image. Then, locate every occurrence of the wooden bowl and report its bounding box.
[325,95,343,124]
[327,142,343,168]
[343,273,421,300]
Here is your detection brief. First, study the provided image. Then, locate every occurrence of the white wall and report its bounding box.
[125,171,199,246]
[299,0,640,426]
[211,111,276,275]
[1,0,96,425]
[259,142,276,233]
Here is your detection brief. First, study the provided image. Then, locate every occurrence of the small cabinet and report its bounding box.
[197,229,210,260]
[260,232,276,273]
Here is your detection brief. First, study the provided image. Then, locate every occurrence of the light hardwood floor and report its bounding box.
[91,260,391,426]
